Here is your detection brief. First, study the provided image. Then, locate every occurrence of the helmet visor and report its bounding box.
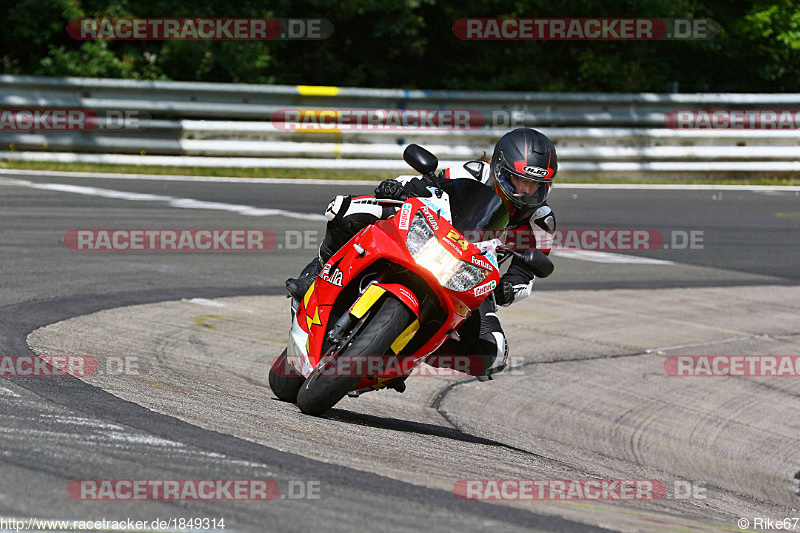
[496,165,551,209]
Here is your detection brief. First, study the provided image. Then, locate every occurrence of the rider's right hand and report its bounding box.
[494,254,540,306]
[374,179,408,201]
[399,177,436,198]
[493,278,516,307]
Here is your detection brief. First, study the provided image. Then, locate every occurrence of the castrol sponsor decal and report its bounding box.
[473,279,496,297]
[398,203,413,230]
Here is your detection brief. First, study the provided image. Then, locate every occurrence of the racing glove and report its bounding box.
[493,255,536,307]
[493,278,515,307]
[374,179,408,200]
[399,176,437,198]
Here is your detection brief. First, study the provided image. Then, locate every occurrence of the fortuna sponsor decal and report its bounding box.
[471,255,493,271]
[398,203,413,230]
[419,195,452,222]
[319,264,343,287]
[473,279,496,297]
[421,206,439,230]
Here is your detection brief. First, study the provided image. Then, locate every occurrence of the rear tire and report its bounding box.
[297,296,413,416]
[269,349,305,403]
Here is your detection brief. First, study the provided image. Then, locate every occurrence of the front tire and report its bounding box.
[269,349,305,403]
[297,296,414,416]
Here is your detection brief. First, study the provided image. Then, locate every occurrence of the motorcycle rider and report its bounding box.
[285,128,558,381]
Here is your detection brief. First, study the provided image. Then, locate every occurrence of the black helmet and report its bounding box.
[490,128,557,216]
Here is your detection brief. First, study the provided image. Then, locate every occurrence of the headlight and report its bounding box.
[406,214,489,291]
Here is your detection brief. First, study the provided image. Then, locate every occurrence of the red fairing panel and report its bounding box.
[296,196,500,370]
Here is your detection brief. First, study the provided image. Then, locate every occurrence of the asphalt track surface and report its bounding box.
[1,169,799,532]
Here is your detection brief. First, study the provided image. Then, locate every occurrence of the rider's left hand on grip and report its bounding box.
[374,179,408,200]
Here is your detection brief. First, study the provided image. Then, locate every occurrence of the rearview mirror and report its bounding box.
[403,144,438,178]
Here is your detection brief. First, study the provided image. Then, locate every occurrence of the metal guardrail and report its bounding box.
[1,74,798,177]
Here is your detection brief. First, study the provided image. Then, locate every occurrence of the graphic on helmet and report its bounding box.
[490,128,557,215]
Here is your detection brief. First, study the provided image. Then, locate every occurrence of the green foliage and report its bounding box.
[0,0,797,91]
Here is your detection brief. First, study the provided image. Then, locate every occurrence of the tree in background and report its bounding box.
[0,0,798,91]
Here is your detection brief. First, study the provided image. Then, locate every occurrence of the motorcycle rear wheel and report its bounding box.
[297,295,414,416]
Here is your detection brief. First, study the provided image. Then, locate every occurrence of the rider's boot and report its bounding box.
[285,196,380,302]
[285,257,323,302]
[285,241,337,302]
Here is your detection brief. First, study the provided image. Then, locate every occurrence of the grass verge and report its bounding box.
[1,160,799,186]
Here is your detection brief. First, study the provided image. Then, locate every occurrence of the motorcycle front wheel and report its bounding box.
[268,348,305,403]
[297,295,414,416]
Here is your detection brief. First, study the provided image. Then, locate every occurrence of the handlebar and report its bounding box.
[497,246,554,278]
[373,198,407,205]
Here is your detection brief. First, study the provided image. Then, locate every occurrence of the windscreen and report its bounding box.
[437,179,509,233]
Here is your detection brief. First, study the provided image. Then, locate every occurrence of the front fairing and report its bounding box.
[289,187,504,377]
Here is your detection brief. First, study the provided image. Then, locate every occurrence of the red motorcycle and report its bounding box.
[269,145,552,415]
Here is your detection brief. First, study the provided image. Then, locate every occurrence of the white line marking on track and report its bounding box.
[556,183,800,191]
[552,250,675,264]
[0,176,33,186]
[0,386,20,397]
[100,431,185,447]
[183,298,226,307]
[196,451,274,469]
[0,427,183,448]
[645,334,770,353]
[752,190,800,196]
[39,415,125,430]
[3,168,800,191]
[21,182,327,221]
[0,168,372,186]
